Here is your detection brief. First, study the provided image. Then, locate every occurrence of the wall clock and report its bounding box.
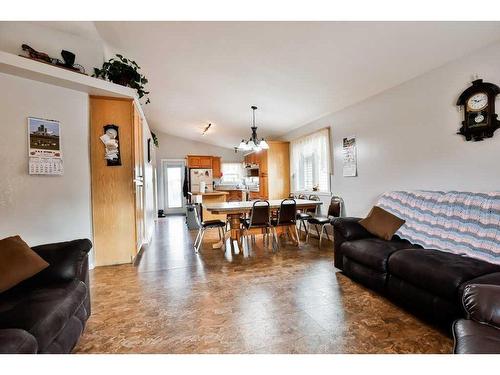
[456,78,500,141]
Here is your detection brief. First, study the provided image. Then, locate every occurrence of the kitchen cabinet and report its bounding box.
[187,155,213,169]
[212,156,222,178]
[245,141,290,200]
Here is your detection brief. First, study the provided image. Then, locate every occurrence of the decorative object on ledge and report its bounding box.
[20,44,86,74]
[456,78,500,141]
[236,106,269,152]
[93,54,150,104]
[100,125,121,166]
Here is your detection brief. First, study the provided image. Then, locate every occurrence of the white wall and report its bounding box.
[284,41,500,217]
[155,131,243,162]
[0,22,104,76]
[142,116,157,243]
[0,73,93,252]
[154,131,243,210]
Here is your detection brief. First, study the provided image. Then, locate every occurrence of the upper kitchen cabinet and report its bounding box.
[212,156,222,178]
[187,155,213,169]
[245,141,290,200]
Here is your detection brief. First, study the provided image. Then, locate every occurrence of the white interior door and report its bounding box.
[162,159,186,214]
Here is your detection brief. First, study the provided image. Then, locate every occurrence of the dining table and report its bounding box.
[203,198,322,249]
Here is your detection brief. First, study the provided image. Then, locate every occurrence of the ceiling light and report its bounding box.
[260,139,269,149]
[235,106,268,152]
[202,123,212,136]
[238,140,248,150]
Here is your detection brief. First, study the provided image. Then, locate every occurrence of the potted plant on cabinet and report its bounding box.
[93,54,150,104]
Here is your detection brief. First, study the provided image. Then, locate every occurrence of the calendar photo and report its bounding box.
[28,117,61,158]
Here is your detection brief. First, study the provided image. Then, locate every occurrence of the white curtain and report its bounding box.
[291,128,330,192]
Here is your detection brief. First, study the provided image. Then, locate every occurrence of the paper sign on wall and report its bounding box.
[342,136,357,177]
[28,117,64,175]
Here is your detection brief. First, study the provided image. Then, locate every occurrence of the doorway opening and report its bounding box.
[160,159,186,214]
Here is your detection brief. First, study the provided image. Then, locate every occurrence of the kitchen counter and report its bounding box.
[188,191,227,221]
[188,191,229,196]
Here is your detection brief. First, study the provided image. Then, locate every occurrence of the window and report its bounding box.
[291,128,331,192]
[221,162,244,183]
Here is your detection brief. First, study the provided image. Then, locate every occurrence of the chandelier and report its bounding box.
[237,106,269,152]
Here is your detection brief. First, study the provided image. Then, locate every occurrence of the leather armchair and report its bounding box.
[0,329,38,354]
[0,239,92,353]
[331,217,374,269]
[453,284,500,354]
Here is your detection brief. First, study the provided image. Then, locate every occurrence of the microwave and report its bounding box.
[245,164,260,177]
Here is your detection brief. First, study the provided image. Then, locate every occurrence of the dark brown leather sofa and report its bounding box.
[332,218,500,332]
[0,239,92,354]
[453,284,500,354]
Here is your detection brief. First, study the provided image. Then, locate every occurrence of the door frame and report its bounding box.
[160,159,186,214]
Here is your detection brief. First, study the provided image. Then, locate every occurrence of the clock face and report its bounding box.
[467,92,488,111]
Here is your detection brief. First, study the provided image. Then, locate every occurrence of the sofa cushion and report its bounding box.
[340,238,417,272]
[388,249,500,301]
[0,329,38,354]
[359,206,405,241]
[0,280,87,352]
[453,319,500,354]
[0,235,49,293]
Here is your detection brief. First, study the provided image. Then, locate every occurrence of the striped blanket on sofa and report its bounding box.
[376,191,500,265]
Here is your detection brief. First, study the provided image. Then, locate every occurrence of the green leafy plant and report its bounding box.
[93,54,150,104]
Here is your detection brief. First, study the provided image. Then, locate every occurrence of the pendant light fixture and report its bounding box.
[237,106,269,152]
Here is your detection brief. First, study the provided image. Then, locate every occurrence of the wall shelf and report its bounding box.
[0,50,137,99]
[0,50,150,128]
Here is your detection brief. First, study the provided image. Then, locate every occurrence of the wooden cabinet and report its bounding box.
[212,156,222,178]
[90,97,146,266]
[245,141,290,200]
[187,155,213,169]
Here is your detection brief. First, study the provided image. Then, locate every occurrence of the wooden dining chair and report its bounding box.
[193,205,226,253]
[296,194,319,239]
[240,200,276,248]
[307,195,342,248]
[272,198,299,247]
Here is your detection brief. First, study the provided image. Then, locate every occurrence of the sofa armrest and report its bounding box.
[29,238,92,284]
[332,217,373,241]
[332,217,374,269]
[0,329,38,354]
[462,284,500,328]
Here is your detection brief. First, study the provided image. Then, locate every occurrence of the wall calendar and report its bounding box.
[28,117,64,175]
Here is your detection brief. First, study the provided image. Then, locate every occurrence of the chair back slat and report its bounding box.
[249,200,271,227]
[278,199,297,224]
[328,196,343,218]
[192,204,202,226]
[307,194,321,214]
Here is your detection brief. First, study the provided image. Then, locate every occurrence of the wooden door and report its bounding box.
[133,104,145,255]
[90,97,135,266]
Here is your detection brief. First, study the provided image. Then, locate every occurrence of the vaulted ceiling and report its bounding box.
[43,22,500,148]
